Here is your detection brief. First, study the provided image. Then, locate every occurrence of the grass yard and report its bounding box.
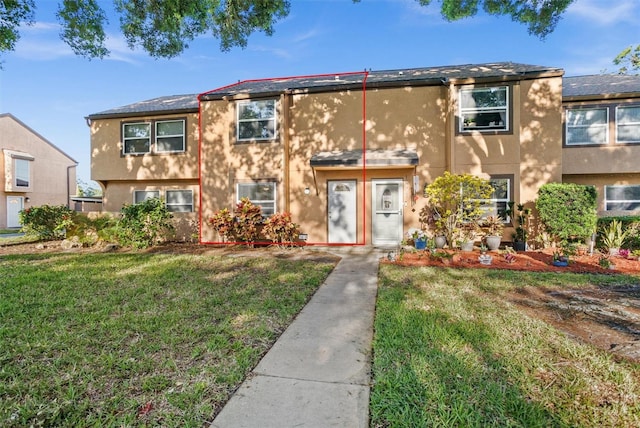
[371,265,640,427]
[0,251,336,427]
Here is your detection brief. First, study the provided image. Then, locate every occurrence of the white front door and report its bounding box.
[7,196,23,228]
[328,180,357,243]
[372,180,403,246]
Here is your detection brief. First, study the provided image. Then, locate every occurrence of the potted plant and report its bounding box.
[456,222,479,251]
[552,249,569,267]
[406,228,427,250]
[419,205,446,248]
[482,215,504,250]
[423,172,493,251]
[600,219,629,256]
[506,202,530,252]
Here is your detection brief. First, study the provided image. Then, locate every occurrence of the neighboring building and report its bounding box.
[562,74,640,215]
[88,62,567,245]
[0,113,77,229]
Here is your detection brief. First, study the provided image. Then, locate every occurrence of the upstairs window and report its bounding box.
[605,185,640,211]
[156,120,185,152]
[565,108,608,145]
[122,119,186,155]
[123,122,151,154]
[237,181,276,216]
[237,100,277,142]
[15,158,30,187]
[459,86,509,132]
[616,106,640,144]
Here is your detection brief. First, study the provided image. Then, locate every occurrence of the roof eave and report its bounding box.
[200,69,565,101]
[85,107,199,121]
[563,92,640,102]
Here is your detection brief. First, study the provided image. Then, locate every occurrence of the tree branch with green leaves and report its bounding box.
[2,0,577,62]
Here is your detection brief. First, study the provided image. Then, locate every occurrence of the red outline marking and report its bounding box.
[198,70,370,247]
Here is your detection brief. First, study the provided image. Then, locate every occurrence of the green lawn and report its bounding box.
[371,265,640,428]
[0,251,336,427]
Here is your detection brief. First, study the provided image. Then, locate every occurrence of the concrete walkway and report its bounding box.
[212,250,382,428]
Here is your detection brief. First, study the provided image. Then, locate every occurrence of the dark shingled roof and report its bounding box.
[87,62,562,119]
[200,62,562,100]
[87,94,199,119]
[563,74,640,98]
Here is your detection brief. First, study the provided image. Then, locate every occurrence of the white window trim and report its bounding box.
[166,189,194,212]
[565,107,609,146]
[604,185,640,211]
[236,181,277,216]
[459,86,509,133]
[123,122,152,155]
[236,99,278,142]
[615,105,640,144]
[155,119,186,153]
[133,190,160,204]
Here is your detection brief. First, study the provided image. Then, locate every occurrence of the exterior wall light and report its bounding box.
[304,187,310,195]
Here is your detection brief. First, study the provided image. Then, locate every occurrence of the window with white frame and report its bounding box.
[459,86,509,132]
[123,122,151,154]
[565,108,608,145]
[237,99,277,141]
[166,190,193,212]
[480,177,511,221]
[605,185,640,211]
[237,181,276,216]
[156,120,185,152]
[616,106,640,144]
[15,158,30,187]
[134,190,160,204]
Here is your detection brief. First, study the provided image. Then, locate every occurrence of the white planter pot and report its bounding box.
[485,235,501,251]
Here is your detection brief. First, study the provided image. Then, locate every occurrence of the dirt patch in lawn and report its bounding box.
[387,248,640,363]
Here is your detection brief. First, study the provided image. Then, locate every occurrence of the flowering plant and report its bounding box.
[406,228,427,241]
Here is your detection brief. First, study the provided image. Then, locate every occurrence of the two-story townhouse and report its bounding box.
[562,74,640,215]
[198,62,563,245]
[88,62,564,246]
[86,94,200,240]
[0,113,77,229]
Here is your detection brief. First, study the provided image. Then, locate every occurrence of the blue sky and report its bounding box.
[0,0,638,186]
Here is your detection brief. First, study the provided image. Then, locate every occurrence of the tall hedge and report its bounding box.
[536,183,597,242]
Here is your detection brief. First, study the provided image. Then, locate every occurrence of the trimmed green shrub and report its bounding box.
[19,204,75,240]
[536,183,597,242]
[116,198,174,249]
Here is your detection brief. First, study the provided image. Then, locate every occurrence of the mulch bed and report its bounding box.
[385,248,640,275]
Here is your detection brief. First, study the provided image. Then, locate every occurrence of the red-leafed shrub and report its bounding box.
[262,212,300,247]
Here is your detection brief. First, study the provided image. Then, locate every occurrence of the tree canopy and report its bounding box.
[614,44,640,75]
[1,0,577,61]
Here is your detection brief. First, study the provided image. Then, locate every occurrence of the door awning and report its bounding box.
[310,149,418,170]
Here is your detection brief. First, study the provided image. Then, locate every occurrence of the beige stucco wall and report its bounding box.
[90,112,200,182]
[563,173,640,215]
[100,180,199,241]
[199,75,563,244]
[0,115,77,229]
[562,98,640,175]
